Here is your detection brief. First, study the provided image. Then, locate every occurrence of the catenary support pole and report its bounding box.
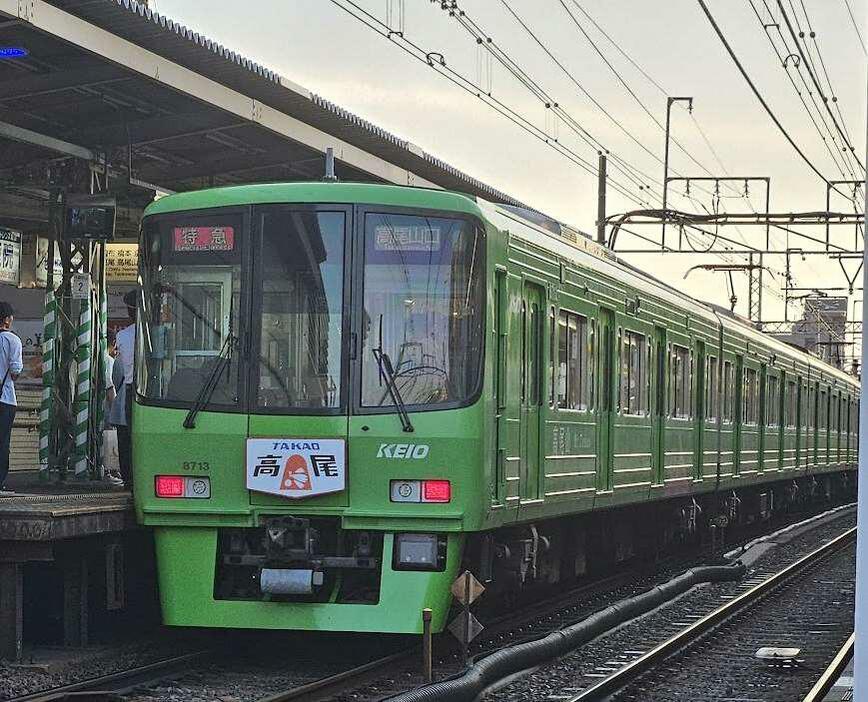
[853,73,867,701]
[597,152,607,245]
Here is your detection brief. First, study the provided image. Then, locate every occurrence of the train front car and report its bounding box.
[133,184,489,634]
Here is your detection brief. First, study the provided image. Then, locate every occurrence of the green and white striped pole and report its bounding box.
[73,295,91,477]
[38,288,56,476]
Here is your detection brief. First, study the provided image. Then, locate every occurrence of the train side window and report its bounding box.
[706,356,718,421]
[670,344,691,419]
[557,310,591,411]
[807,384,815,429]
[620,330,647,416]
[785,381,797,428]
[722,360,734,423]
[743,368,758,425]
[766,374,779,427]
[549,307,556,407]
[819,389,828,429]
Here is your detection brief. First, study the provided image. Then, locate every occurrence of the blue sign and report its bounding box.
[0,47,28,59]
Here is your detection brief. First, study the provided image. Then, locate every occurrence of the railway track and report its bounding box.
[568,526,856,701]
[5,504,854,702]
[7,651,211,702]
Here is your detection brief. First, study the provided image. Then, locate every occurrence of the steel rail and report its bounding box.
[257,649,413,702]
[8,650,211,702]
[801,631,855,702]
[568,526,857,701]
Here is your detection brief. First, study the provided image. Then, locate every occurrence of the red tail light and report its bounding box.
[155,475,185,498]
[421,480,451,503]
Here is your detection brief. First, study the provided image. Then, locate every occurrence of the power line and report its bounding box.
[495,0,664,183]
[558,0,720,181]
[546,1,763,221]
[443,2,655,196]
[696,0,848,193]
[328,0,651,206]
[749,0,860,184]
[795,0,864,166]
[775,0,866,172]
[841,0,868,55]
[560,0,669,96]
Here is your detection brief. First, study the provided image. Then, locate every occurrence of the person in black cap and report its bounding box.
[114,290,137,490]
[0,302,22,495]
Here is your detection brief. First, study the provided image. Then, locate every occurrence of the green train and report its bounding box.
[133,182,859,634]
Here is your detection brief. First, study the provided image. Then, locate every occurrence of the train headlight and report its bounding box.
[393,533,447,571]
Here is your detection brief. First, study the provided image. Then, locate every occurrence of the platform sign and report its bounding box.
[71,273,90,300]
[106,244,138,282]
[0,229,21,286]
[246,438,346,499]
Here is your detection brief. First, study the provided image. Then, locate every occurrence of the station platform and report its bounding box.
[0,472,151,663]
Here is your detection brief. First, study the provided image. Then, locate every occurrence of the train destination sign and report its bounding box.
[173,226,235,252]
[374,225,441,252]
[246,438,346,498]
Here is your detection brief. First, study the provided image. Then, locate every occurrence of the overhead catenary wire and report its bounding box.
[840,0,867,55]
[328,0,652,207]
[438,0,667,205]
[696,0,853,200]
[795,0,864,170]
[558,0,722,181]
[748,0,863,193]
[541,0,764,246]
[775,0,866,173]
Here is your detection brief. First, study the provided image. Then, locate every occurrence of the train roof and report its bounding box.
[478,200,859,390]
[143,181,485,218]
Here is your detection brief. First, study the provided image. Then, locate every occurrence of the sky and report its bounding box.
[150,0,866,355]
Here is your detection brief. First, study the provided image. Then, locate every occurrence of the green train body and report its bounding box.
[133,183,859,634]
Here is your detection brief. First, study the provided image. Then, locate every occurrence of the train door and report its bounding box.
[693,341,706,480]
[597,308,616,492]
[493,268,508,505]
[651,326,667,485]
[733,355,744,475]
[519,281,545,501]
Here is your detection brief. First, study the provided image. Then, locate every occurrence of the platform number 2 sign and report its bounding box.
[71,273,90,300]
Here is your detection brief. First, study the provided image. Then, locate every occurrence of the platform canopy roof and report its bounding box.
[0,0,528,233]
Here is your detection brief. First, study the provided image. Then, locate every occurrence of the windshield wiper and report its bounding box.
[183,332,236,429]
[372,347,414,433]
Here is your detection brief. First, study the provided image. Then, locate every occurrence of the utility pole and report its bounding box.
[597,151,607,245]
[662,96,693,249]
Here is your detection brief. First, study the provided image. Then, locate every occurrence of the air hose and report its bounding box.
[387,561,747,702]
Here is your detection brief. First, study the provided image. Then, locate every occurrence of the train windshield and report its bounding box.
[139,212,244,407]
[360,212,484,409]
[139,206,484,414]
[254,209,345,410]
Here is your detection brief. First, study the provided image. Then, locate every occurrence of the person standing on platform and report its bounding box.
[0,302,23,495]
[103,330,123,487]
[114,291,137,491]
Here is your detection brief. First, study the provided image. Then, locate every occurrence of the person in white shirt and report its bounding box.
[115,291,137,490]
[103,330,123,487]
[0,302,23,494]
